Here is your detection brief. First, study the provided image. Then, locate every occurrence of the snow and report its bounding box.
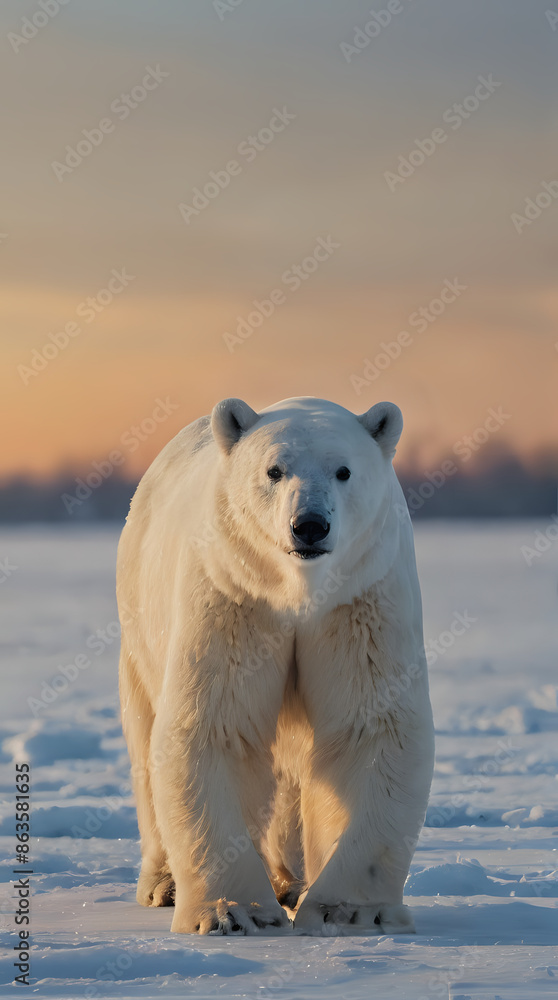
[0,522,557,998]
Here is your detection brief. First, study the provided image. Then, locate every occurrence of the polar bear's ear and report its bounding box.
[357,401,403,459]
[211,397,260,454]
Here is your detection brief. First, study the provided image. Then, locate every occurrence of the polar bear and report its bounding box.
[117,396,434,936]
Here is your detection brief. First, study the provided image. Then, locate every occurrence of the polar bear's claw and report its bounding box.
[373,903,416,934]
[294,900,415,935]
[185,899,292,936]
[150,877,175,907]
[277,886,304,910]
[136,868,175,907]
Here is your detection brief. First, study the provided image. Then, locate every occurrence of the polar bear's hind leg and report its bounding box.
[119,648,171,907]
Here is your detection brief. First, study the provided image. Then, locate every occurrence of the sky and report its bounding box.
[1,0,557,479]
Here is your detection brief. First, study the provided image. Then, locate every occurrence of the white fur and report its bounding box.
[117,396,434,935]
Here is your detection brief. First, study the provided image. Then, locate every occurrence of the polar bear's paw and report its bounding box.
[294,900,415,936]
[172,898,292,935]
[137,868,175,907]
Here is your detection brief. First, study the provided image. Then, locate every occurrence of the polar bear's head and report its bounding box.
[210,396,404,608]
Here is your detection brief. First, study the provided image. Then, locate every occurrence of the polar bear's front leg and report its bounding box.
[149,710,290,935]
[295,721,434,935]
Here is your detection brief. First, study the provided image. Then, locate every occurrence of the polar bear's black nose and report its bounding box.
[290,513,330,546]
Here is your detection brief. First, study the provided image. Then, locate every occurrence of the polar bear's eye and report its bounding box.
[336,466,351,481]
[267,465,283,481]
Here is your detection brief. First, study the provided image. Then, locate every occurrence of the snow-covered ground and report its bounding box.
[0,522,557,998]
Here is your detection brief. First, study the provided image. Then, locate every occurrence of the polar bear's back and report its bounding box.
[138,413,213,490]
[125,413,215,528]
[117,413,218,691]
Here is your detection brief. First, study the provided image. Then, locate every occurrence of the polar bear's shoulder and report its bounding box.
[124,414,214,533]
[143,414,213,484]
[160,413,212,462]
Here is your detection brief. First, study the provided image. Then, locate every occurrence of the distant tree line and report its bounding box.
[0,446,556,523]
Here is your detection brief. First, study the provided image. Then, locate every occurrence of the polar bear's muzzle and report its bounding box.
[289,512,330,559]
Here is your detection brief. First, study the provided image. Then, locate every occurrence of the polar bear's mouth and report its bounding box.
[289,547,328,560]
